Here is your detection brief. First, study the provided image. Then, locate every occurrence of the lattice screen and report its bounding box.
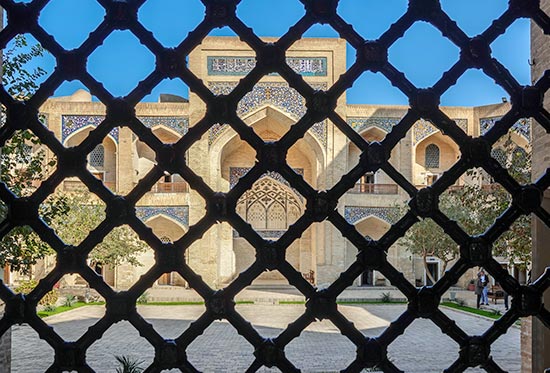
[0,0,549,372]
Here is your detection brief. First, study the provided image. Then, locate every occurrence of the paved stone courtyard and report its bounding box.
[11,304,520,372]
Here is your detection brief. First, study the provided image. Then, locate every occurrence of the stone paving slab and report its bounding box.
[11,304,520,372]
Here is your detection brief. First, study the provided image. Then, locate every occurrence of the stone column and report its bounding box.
[525,1,550,370]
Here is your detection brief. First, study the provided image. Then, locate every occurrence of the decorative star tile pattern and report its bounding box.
[207,56,327,76]
[135,206,189,228]
[413,118,468,145]
[480,117,531,140]
[344,206,400,225]
[61,115,189,144]
[208,82,327,147]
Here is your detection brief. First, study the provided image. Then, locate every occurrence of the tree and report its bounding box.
[0,35,66,275]
[402,134,532,284]
[52,192,148,270]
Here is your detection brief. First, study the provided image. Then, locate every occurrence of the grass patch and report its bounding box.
[38,302,104,318]
[441,302,501,319]
[278,300,407,305]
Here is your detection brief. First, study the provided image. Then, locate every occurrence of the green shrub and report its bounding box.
[64,294,76,307]
[115,355,144,373]
[15,279,59,306]
[137,291,149,305]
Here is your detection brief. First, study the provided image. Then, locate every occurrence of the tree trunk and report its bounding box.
[423,255,436,285]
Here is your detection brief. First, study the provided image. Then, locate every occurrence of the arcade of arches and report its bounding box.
[19,37,531,291]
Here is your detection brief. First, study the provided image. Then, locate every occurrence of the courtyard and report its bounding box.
[11,303,520,372]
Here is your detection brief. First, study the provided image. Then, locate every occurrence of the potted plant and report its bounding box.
[467,279,476,291]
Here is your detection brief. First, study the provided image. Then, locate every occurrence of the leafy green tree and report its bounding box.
[52,192,147,269]
[0,35,65,275]
[403,134,532,284]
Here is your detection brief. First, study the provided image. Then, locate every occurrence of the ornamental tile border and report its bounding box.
[207,56,328,76]
[344,206,399,225]
[61,115,189,144]
[135,206,189,228]
[480,117,531,140]
[233,229,286,239]
[413,118,468,145]
[347,117,401,135]
[208,82,327,147]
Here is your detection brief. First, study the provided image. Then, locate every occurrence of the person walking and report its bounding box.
[475,271,484,308]
[479,270,490,306]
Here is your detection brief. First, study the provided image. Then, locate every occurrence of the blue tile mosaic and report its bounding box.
[480,117,531,140]
[208,82,327,147]
[413,118,468,145]
[344,206,399,225]
[347,117,401,134]
[61,115,189,144]
[136,206,189,228]
[207,56,327,76]
[62,115,118,144]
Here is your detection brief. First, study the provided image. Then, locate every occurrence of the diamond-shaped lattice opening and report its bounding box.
[287,133,329,189]
[490,122,532,185]
[95,225,151,291]
[234,82,309,142]
[440,69,510,106]
[144,78,190,104]
[302,23,339,39]
[236,173,306,241]
[285,319,356,371]
[137,290,206,339]
[215,139,256,193]
[186,322,255,371]
[388,318,460,372]
[491,18,533,86]
[40,0,104,50]
[2,34,55,100]
[389,22,460,88]
[186,223,231,290]
[338,0,407,40]
[394,218,458,287]
[42,191,106,247]
[234,299,303,339]
[136,189,195,244]
[138,0,204,48]
[0,226,55,285]
[41,275,106,341]
[286,40,349,94]
[0,129,57,197]
[347,71,409,105]
[439,172,512,236]
[87,31,155,97]
[440,0,507,36]
[87,320,154,371]
[11,324,54,371]
[238,0,303,38]
[410,120,461,189]
[191,29,256,95]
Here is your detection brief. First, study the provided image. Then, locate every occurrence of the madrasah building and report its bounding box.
[23,36,530,290]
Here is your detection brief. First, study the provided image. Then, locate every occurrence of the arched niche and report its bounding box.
[65,127,117,186]
[414,131,459,186]
[212,105,325,191]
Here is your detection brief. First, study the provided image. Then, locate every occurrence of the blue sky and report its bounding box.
[8,0,534,107]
